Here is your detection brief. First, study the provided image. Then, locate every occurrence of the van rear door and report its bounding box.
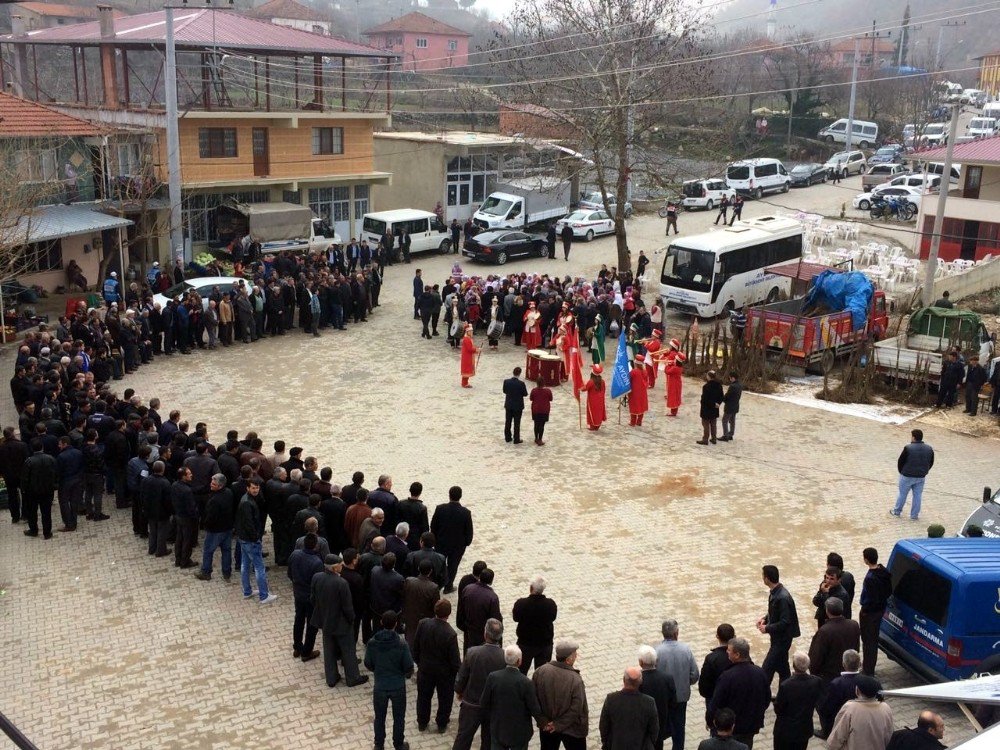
[882,549,952,678]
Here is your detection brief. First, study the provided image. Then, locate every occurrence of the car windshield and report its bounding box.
[970,118,995,129]
[160,281,194,298]
[661,244,714,293]
[682,182,705,197]
[727,166,750,181]
[479,197,513,217]
[925,125,945,135]
[875,148,895,156]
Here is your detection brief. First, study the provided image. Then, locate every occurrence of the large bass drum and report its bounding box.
[487,320,505,339]
[449,318,462,338]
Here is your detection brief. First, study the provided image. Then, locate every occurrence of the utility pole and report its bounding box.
[164,4,184,262]
[921,103,962,307]
[846,38,860,151]
[865,24,892,119]
[936,21,966,71]
[786,88,797,157]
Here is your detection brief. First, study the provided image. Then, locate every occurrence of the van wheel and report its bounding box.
[766,287,780,303]
[585,229,595,242]
[438,239,451,254]
[824,135,834,143]
[753,188,763,200]
[821,349,836,374]
[496,250,508,265]
[706,199,714,211]
[723,301,735,318]
[859,140,870,149]
[781,181,789,193]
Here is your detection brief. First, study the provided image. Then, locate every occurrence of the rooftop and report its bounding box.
[13,3,119,19]
[0,91,103,137]
[1,8,391,58]
[917,136,1000,165]
[245,0,327,23]
[363,11,472,38]
[375,130,528,147]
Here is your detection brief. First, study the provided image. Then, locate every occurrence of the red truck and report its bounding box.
[745,290,889,372]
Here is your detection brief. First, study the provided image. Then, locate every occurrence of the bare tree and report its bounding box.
[494,0,714,270]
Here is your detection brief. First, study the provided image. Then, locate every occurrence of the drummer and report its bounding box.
[486,297,504,351]
[522,302,542,349]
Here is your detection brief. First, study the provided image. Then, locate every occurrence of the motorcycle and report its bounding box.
[869,196,915,222]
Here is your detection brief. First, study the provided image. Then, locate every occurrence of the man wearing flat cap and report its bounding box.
[532,640,588,748]
[310,552,368,689]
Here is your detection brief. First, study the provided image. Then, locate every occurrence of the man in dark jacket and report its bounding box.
[707,638,771,749]
[460,569,502,653]
[816,649,861,737]
[0,427,30,523]
[719,372,742,441]
[406,531,447,587]
[773,653,822,750]
[891,428,934,520]
[812,567,851,626]
[964,354,988,415]
[195,474,234,581]
[370,554,405,623]
[480,645,547,750]
[455,618,506,750]
[935,352,963,408]
[141,461,172,556]
[560,223,574,261]
[287,533,324,661]
[364,610,414,750]
[502,367,529,444]
[639,645,676,750]
[172,467,199,569]
[236,480,275,603]
[56,435,84,532]
[699,623,735,704]
[511,575,558,675]
[396,482,429,551]
[312,553,366,687]
[599,667,659,750]
[808,598,860,683]
[104,420,131,509]
[546,223,557,259]
[341,547,366,645]
[319,482,348,553]
[402,560,440,649]
[757,565,800,687]
[858,547,892,675]
[886,711,947,750]
[431,485,474,592]
[21,438,58,538]
[413,598,461,733]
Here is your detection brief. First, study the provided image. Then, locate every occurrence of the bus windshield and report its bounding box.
[661,245,715,293]
[479,197,513,217]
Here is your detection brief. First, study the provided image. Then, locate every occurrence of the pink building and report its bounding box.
[363,12,471,72]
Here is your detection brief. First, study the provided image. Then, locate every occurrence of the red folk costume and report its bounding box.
[460,327,479,388]
[644,336,662,388]
[522,304,542,349]
[665,352,686,415]
[629,355,649,426]
[581,364,607,430]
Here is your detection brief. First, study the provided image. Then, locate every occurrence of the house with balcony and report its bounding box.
[0,91,138,293]
[0,7,397,255]
[915,138,1000,263]
[363,12,471,72]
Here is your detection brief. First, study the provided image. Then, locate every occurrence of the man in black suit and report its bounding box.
[454,618,506,750]
[460,568,501,653]
[639,645,676,750]
[773,653,822,750]
[599,667,659,750]
[310,553,368,688]
[480,645,548,750]
[406,531,447,587]
[413,598,461,733]
[698,623,735,707]
[511,575,558,675]
[706,637,771,749]
[431,485,474,593]
[502,367,529,444]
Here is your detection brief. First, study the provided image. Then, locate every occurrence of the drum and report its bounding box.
[449,319,462,338]
[526,349,548,382]
[487,320,505,339]
[538,353,562,386]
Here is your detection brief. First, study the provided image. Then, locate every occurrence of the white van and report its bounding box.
[725,158,790,199]
[967,117,998,139]
[360,209,452,254]
[926,162,961,185]
[818,118,879,148]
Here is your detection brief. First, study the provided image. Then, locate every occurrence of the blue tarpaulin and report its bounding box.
[801,270,873,330]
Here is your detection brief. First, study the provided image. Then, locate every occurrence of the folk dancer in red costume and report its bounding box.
[580,364,607,430]
[640,329,663,388]
[522,302,542,349]
[664,352,686,415]
[629,354,650,426]
[460,325,479,388]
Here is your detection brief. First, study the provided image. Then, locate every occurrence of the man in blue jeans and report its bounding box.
[364,610,414,750]
[890,429,934,521]
[196,474,234,582]
[235,478,277,604]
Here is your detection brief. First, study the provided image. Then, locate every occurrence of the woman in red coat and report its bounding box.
[665,352,686,416]
[460,325,479,388]
[628,354,649,426]
[580,364,607,430]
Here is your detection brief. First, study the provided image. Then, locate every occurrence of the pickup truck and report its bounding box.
[472,177,571,231]
[872,306,990,386]
[745,275,888,372]
[215,201,341,258]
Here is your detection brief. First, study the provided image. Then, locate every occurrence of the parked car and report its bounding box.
[869,145,907,164]
[962,88,987,107]
[554,210,615,241]
[888,172,942,191]
[852,184,925,211]
[902,124,917,148]
[462,230,546,265]
[788,163,827,187]
[817,118,879,148]
[967,117,998,139]
[578,190,633,218]
[862,163,908,191]
[725,158,791,199]
[824,150,867,178]
[680,179,736,210]
[918,123,949,147]
[153,276,250,311]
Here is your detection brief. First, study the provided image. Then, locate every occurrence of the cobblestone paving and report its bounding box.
[0,209,991,749]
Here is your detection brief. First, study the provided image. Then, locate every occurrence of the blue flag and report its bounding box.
[610,331,631,400]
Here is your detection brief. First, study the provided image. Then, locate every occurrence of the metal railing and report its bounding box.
[0,712,40,750]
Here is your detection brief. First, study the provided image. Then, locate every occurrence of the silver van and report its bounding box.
[818,119,879,148]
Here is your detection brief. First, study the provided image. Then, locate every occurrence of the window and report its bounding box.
[21,239,62,273]
[890,555,952,626]
[394,218,429,235]
[448,39,458,51]
[114,142,144,177]
[756,163,778,178]
[416,38,428,48]
[15,147,58,183]
[308,186,350,226]
[312,127,344,156]
[198,128,237,158]
[354,184,369,224]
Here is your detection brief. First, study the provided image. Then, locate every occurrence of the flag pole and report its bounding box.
[578,397,583,430]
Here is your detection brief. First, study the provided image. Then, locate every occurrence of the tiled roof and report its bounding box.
[246,0,327,24]
[916,136,1000,165]
[0,91,102,137]
[364,12,472,37]
[1,8,389,58]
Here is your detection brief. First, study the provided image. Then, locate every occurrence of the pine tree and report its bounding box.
[897,4,911,67]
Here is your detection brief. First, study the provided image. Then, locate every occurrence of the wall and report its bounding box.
[175,118,374,186]
[20,234,103,293]
[394,32,468,72]
[934,257,1000,301]
[371,137,443,213]
[979,55,1000,98]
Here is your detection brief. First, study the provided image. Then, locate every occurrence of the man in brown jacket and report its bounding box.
[532,640,588,749]
[403,559,440,649]
[808,598,861,683]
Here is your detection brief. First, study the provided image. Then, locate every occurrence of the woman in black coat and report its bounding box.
[697,370,725,445]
